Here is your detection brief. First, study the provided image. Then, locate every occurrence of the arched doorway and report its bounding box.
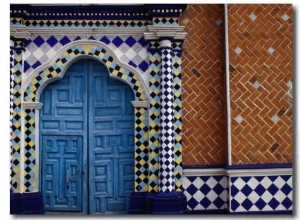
[39,59,135,214]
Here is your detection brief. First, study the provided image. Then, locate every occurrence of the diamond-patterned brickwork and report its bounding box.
[230,175,292,212]
[10,41,23,192]
[179,5,227,165]
[23,35,148,77]
[23,109,37,192]
[228,4,293,164]
[148,44,161,193]
[23,44,147,102]
[134,107,149,192]
[183,176,228,210]
[159,48,175,193]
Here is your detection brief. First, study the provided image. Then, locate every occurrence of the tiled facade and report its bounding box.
[10,4,293,215]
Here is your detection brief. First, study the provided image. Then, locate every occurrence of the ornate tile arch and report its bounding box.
[23,41,148,102]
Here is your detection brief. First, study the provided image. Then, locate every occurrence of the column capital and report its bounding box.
[144,25,186,41]
[131,101,150,108]
[22,102,43,110]
[10,26,31,41]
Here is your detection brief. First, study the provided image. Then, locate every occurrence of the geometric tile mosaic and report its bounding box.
[159,48,175,193]
[23,109,37,192]
[183,176,228,210]
[147,43,161,193]
[23,44,147,102]
[22,19,151,28]
[153,17,179,26]
[134,107,149,192]
[24,35,148,76]
[230,176,292,212]
[10,41,23,193]
[173,48,183,192]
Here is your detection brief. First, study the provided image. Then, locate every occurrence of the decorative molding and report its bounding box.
[183,168,226,176]
[27,27,148,36]
[227,168,292,177]
[10,26,31,40]
[131,101,149,108]
[144,25,187,40]
[22,102,43,110]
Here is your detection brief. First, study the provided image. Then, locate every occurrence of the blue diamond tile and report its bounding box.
[200,176,210,182]
[241,176,251,183]
[213,183,225,195]
[231,198,240,211]
[138,37,147,46]
[128,60,137,68]
[267,184,279,195]
[187,176,197,183]
[200,197,211,209]
[231,184,239,197]
[213,197,225,209]
[268,176,278,182]
[268,198,280,210]
[59,36,71,46]
[74,36,81,41]
[125,36,137,47]
[255,176,265,182]
[24,61,30,72]
[241,184,253,196]
[231,177,238,183]
[138,61,148,72]
[32,61,41,69]
[241,198,253,211]
[24,39,32,47]
[281,197,292,209]
[100,36,110,44]
[89,36,96,40]
[188,197,199,210]
[254,184,266,196]
[255,198,267,210]
[46,36,58,47]
[33,36,45,47]
[281,175,291,182]
[200,183,211,195]
[281,183,292,194]
[112,36,123,47]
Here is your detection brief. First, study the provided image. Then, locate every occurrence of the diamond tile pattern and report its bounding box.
[159,48,175,193]
[230,175,292,212]
[183,176,228,210]
[10,40,24,193]
[24,19,151,28]
[23,44,147,102]
[148,42,161,193]
[173,48,183,191]
[24,35,148,77]
[134,107,149,192]
[23,109,37,192]
[153,17,178,26]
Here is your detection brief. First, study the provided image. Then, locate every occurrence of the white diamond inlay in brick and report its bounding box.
[282,13,290,21]
[287,80,293,88]
[249,12,257,21]
[268,47,275,55]
[253,80,260,89]
[272,115,280,123]
[235,47,242,55]
[235,115,243,123]
[216,19,223,25]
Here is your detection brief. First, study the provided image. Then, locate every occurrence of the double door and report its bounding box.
[40,59,134,214]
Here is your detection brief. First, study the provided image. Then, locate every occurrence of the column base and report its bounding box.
[152,192,187,214]
[128,192,146,214]
[10,191,44,214]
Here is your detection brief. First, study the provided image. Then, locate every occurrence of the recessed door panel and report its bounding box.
[40,59,134,214]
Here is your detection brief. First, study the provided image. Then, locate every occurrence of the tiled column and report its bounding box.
[159,39,175,193]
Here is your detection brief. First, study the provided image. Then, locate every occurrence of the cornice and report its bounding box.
[144,25,187,41]
[131,101,149,108]
[10,26,31,40]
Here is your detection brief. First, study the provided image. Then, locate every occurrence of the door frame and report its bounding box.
[26,42,148,213]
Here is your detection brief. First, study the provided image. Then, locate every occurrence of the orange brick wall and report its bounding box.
[179,5,227,165]
[228,4,293,164]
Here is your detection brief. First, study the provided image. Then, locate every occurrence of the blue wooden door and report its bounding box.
[40,59,134,214]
